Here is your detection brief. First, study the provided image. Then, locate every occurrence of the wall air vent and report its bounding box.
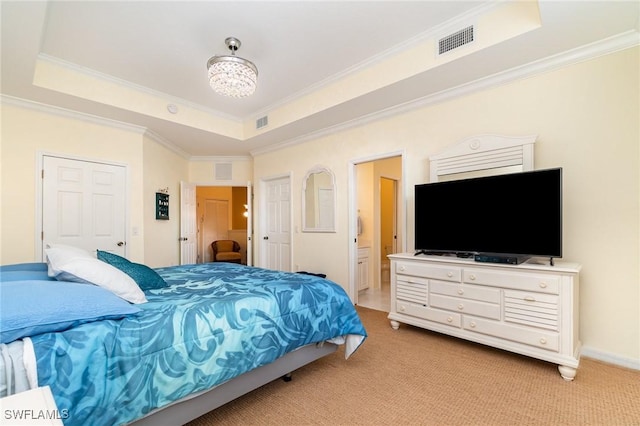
[214,163,233,181]
[438,25,474,55]
[256,115,268,129]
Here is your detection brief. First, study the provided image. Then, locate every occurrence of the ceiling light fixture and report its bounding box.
[207,37,258,98]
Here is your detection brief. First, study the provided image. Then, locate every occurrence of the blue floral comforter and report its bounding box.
[31,263,366,426]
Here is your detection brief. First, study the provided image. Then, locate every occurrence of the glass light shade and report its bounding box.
[207,55,258,98]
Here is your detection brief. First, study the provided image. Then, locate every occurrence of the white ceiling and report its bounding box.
[2,1,639,157]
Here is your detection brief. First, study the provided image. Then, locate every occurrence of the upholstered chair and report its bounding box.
[211,240,242,263]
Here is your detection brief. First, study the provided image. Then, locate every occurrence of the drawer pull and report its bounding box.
[539,338,547,345]
[457,289,464,295]
[399,266,406,272]
[447,316,453,323]
[539,282,548,288]
[447,272,453,278]
[469,321,476,328]
[457,303,464,310]
[468,274,476,281]
[524,296,536,302]
[399,305,406,312]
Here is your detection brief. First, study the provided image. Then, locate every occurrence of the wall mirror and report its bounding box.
[302,166,336,232]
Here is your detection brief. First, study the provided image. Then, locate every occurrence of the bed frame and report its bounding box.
[130,342,338,425]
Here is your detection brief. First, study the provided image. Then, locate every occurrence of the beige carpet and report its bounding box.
[187,306,640,425]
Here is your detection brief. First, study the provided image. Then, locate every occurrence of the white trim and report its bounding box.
[37,53,240,123]
[1,94,194,160]
[143,130,191,159]
[1,94,146,135]
[248,2,497,121]
[250,30,639,157]
[581,345,640,371]
[190,155,252,162]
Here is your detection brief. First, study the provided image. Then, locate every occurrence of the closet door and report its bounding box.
[202,199,229,263]
[42,155,126,258]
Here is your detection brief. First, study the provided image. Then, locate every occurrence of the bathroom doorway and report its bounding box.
[353,155,402,312]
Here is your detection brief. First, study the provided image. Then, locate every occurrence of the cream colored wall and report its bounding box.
[0,104,190,267]
[253,47,639,364]
[189,158,253,185]
[142,135,188,267]
[0,104,145,263]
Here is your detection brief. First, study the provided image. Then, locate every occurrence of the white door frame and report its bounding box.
[258,173,293,270]
[35,151,130,261]
[348,150,406,303]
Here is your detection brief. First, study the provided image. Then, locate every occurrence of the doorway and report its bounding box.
[351,154,402,311]
[195,186,249,265]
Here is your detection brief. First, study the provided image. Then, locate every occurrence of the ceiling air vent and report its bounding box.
[256,115,268,129]
[438,25,474,55]
[214,163,233,181]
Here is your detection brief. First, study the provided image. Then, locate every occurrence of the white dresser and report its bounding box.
[388,253,581,380]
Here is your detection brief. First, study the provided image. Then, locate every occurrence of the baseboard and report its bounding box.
[581,345,640,371]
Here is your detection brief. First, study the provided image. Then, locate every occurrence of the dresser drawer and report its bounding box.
[430,280,500,303]
[396,278,428,304]
[430,294,500,320]
[504,290,559,331]
[395,261,461,282]
[464,316,559,352]
[463,268,559,294]
[396,301,462,328]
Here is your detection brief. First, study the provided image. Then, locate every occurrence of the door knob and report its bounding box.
[263,236,269,240]
[117,241,125,247]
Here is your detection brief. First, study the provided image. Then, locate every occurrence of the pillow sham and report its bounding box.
[45,245,147,304]
[96,250,167,291]
[0,280,141,344]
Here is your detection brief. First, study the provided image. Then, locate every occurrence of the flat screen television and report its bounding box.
[414,168,562,262]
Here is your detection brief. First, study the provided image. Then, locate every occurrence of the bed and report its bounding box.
[0,247,367,426]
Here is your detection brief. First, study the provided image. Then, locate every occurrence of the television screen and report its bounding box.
[414,168,562,258]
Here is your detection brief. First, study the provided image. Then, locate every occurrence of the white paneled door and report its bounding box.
[201,199,229,263]
[263,176,291,271]
[42,156,127,259]
[180,181,197,265]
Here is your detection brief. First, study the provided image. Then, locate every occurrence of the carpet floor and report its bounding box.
[186,306,640,425]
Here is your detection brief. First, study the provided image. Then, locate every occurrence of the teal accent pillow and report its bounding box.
[96,250,167,291]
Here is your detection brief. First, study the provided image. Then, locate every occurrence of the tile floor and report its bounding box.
[357,261,391,312]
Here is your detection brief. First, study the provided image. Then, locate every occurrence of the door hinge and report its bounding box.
[41,169,44,179]
[41,231,44,241]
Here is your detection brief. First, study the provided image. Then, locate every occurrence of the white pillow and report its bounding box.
[45,243,93,276]
[45,245,147,304]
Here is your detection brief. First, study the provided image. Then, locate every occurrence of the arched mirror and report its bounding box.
[302,166,336,232]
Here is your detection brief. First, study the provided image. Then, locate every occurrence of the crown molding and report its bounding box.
[190,155,252,162]
[250,30,640,157]
[0,94,195,159]
[37,53,241,123]
[249,1,498,121]
[0,94,147,135]
[142,129,191,159]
